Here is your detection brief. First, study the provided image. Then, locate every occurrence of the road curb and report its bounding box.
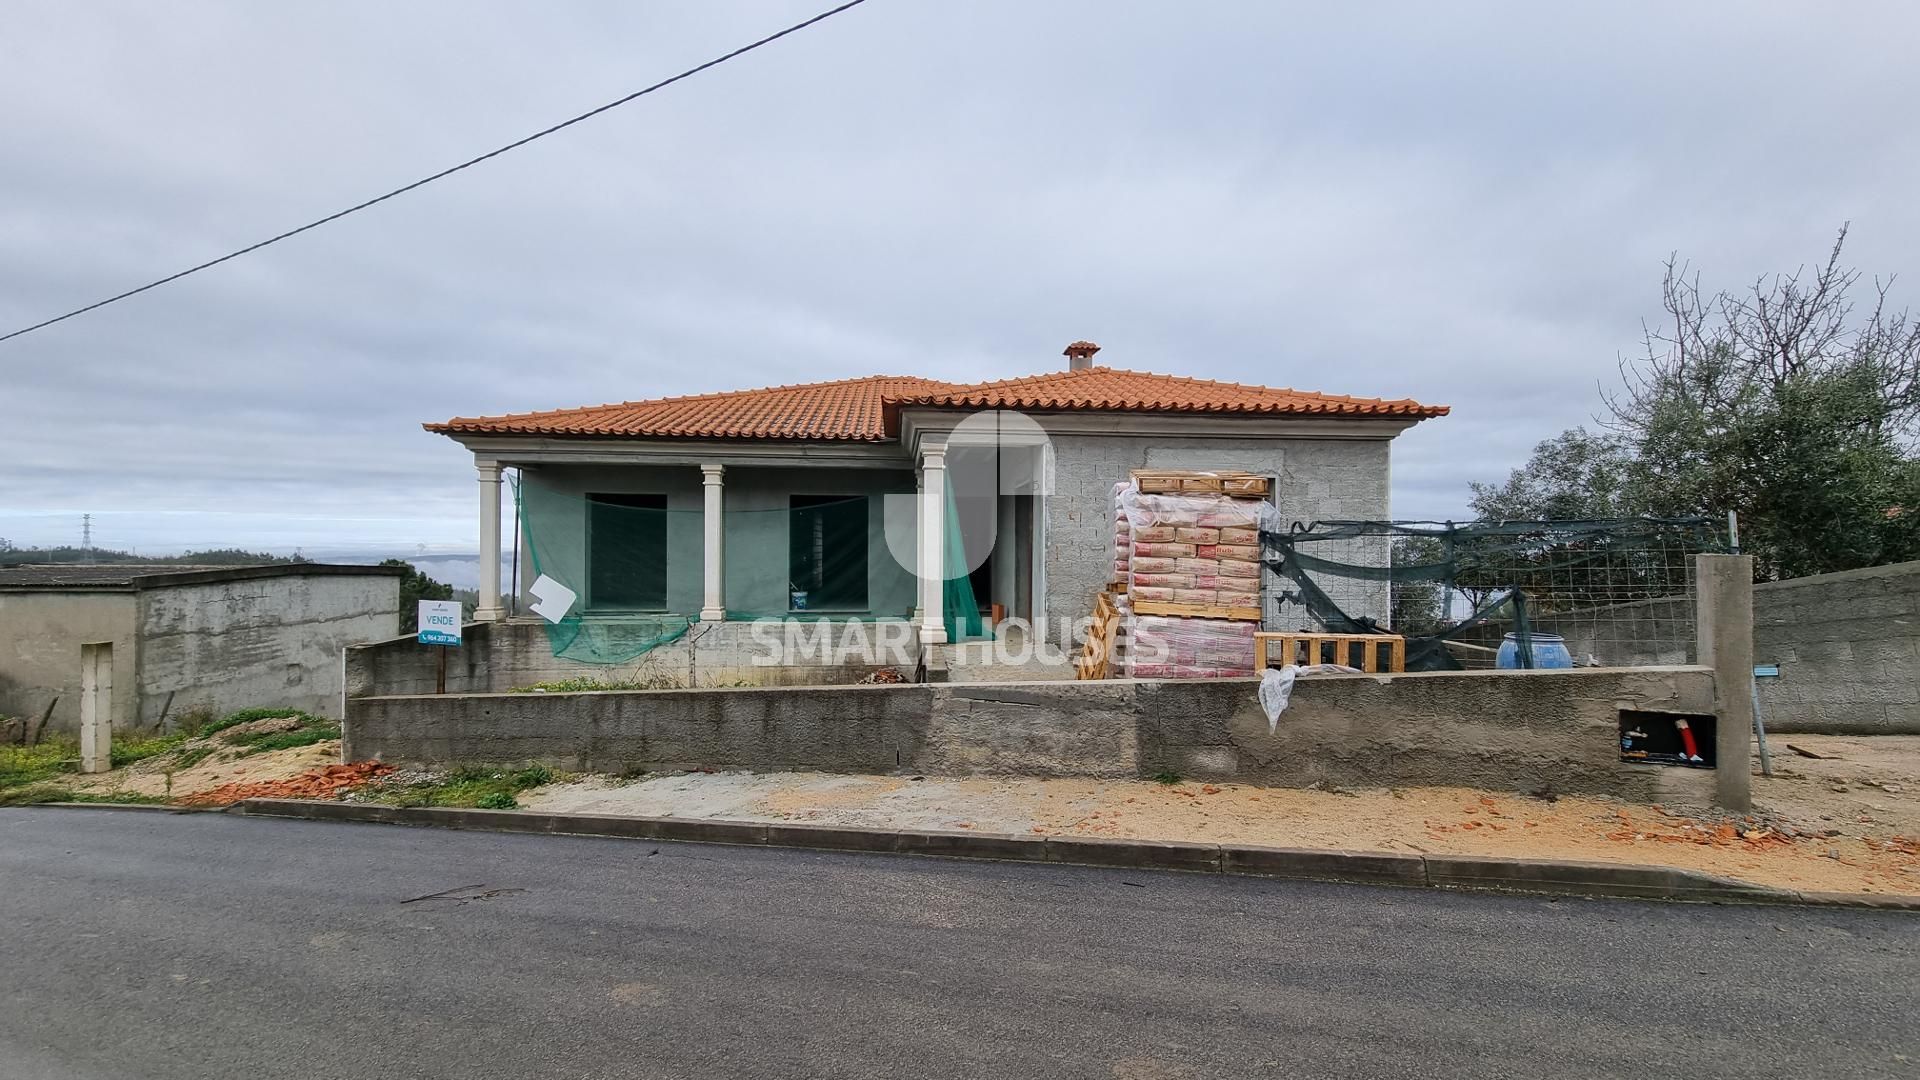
[212,797,1909,908]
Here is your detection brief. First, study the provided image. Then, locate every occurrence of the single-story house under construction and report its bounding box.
[424,342,1446,684]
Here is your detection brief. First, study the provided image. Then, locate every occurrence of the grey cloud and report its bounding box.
[4,0,1919,548]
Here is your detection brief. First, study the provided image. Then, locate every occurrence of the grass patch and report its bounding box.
[1,740,76,792]
[169,744,218,770]
[111,732,192,769]
[201,706,319,738]
[225,723,340,755]
[368,764,554,809]
[7,788,173,807]
[1150,770,1183,786]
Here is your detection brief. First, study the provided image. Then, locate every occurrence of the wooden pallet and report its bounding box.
[1130,470,1272,498]
[1075,588,1124,680]
[1255,632,1406,673]
[1133,599,1262,622]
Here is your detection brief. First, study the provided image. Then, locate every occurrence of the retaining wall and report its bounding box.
[346,666,1719,804]
[345,618,919,698]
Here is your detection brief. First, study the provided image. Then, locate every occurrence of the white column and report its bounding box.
[79,642,112,774]
[918,446,948,645]
[476,463,505,622]
[700,463,726,621]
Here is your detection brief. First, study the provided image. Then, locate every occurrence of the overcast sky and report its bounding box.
[4,1,1918,554]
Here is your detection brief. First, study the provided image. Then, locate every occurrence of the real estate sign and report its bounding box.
[417,600,462,647]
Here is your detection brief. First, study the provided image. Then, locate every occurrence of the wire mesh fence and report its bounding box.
[1260,517,1730,671]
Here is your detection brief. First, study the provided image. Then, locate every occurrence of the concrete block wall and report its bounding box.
[137,573,400,725]
[1753,561,1920,734]
[347,666,1721,804]
[346,617,922,696]
[1454,560,1920,734]
[1041,434,1393,636]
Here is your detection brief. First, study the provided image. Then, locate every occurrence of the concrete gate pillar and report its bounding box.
[79,641,113,774]
[1695,554,1755,810]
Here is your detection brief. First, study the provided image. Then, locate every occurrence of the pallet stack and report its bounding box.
[1114,471,1272,679]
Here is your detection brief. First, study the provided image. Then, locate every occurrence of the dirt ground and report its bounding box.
[70,737,341,800]
[523,734,1920,897]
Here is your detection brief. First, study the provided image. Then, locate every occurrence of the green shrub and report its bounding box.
[475,792,517,810]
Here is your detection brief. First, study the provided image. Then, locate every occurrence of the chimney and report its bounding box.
[1063,340,1101,371]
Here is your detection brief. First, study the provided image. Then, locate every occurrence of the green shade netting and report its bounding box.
[942,479,985,642]
[1258,517,1725,671]
[512,473,923,665]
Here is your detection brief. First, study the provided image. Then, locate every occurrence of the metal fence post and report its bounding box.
[1694,554,1755,810]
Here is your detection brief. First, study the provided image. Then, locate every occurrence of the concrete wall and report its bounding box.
[1041,433,1394,635]
[346,666,1719,804]
[1456,596,1697,668]
[346,617,922,697]
[1452,560,1920,734]
[0,592,138,733]
[135,573,400,726]
[1753,561,1920,734]
[517,464,918,620]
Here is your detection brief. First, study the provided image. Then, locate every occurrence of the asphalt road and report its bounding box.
[2,809,1915,1080]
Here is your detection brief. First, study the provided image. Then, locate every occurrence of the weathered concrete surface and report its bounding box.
[346,617,919,697]
[348,684,933,774]
[0,591,137,733]
[135,571,399,726]
[348,667,1722,803]
[0,565,401,734]
[1135,668,1717,803]
[1753,560,1920,734]
[1461,560,1920,734]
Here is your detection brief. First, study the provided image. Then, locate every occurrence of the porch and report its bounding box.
[460,433,1051,682]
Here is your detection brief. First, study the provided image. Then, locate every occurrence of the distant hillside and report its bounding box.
[0,545,306,568]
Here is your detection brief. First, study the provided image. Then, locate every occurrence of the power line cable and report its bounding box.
[0,0,872,346]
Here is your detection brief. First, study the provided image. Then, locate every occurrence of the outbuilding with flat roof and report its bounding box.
[0,563,403,736]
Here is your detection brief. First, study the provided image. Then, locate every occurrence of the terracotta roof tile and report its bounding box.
[427,367,1448,441]
[426,375,965,442]
[882,367,1450,421]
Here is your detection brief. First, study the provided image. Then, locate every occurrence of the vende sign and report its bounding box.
[417,600,463,647]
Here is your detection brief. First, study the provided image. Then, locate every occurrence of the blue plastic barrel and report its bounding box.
[1497,632,1573,669]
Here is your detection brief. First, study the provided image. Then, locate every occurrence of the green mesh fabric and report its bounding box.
[1259,517,1726,671]
[942,480,985,642]
[512,473,920,664]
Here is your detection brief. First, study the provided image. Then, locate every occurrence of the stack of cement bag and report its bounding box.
[1113,481,1277,678]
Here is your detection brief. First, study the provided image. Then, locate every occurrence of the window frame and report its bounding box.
[787,494,870,614]
[585,492,670,613]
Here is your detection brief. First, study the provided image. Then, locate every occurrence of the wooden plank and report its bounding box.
[1132,599,1262,621]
